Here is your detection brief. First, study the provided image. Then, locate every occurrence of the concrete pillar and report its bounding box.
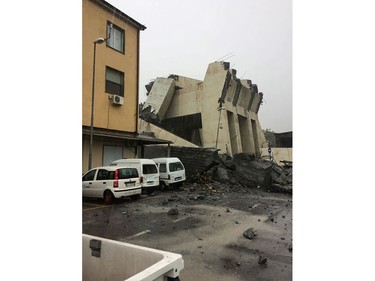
[226,110,242,155]
[201,62,230,148]
[238,114,252,153]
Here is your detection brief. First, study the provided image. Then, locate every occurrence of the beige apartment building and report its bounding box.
[140,61,268,156]
[82,0,169,172]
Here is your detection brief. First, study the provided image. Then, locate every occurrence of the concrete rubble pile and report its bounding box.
[145,146,292,194]
[204,152,293,194]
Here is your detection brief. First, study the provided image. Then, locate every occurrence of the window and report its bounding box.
[82,169,96,181]
[143,164,158,174]
[106,21,124,53]
[118,168,139,179]
[159,164,166,173]
[105,67,124,97]
[96,169,110,180]
[169,162,184,172]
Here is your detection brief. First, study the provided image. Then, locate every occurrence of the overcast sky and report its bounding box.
[107,0,292,133]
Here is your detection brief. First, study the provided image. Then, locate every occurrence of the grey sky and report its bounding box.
[107,0,292,133]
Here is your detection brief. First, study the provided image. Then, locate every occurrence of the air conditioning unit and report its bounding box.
[111,95,124,105]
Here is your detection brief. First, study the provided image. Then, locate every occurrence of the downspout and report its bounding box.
[135,30,140,158]
[136,29,140,133]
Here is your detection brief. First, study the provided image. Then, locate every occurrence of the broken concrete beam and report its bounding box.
[272,164,284,176]
[233,153,273,188]
[141,77,176,121]
[207,165,232,183]
[139,105,160,124]
[286,171,293,184]
[270,183,292,194]
[233,152,256,163]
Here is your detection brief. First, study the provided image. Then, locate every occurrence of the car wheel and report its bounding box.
[160,181,167,190]
[103,190,114,205]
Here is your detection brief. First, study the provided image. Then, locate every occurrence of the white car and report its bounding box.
[82,166,142,204]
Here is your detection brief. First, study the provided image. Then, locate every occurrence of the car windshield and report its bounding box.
[169,162,184,172]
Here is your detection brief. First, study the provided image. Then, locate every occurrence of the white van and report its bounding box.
[152,157,186,189]
[110,159,159,194]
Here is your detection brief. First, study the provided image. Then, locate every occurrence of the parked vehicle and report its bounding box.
[110,158,159,194]
[152,157,186,189]
[83,234,184,281]
[82,166,141,204]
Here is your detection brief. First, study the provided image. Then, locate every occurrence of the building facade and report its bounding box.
[82,0,169,172]
[140,61,268,156]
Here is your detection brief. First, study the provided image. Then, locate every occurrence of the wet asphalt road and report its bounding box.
[82,184,292,281]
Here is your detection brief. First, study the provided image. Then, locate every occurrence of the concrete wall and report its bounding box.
[143,146,219,181]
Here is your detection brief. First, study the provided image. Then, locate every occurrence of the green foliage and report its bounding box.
[263,129,276,147]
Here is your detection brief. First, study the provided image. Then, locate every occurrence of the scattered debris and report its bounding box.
[258,255,267,265]
[205,183,217,192]
[243,228,257,239]
[288,244,293,252]
[167,208,179,215]
[168,194,181,201]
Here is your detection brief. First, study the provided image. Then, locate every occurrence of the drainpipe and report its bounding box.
[136,30,140,134]
[215,98,225,149]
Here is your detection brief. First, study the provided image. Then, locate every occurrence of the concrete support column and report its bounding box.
[226,111,242,156]
[238,114,252,153]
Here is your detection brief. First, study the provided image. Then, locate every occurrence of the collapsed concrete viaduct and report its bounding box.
[139,61,267,157]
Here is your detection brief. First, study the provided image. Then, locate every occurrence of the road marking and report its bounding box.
[172,216,191,223]
[82,203,110,211]
[127,230,151,239]
[217,201,230,206]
